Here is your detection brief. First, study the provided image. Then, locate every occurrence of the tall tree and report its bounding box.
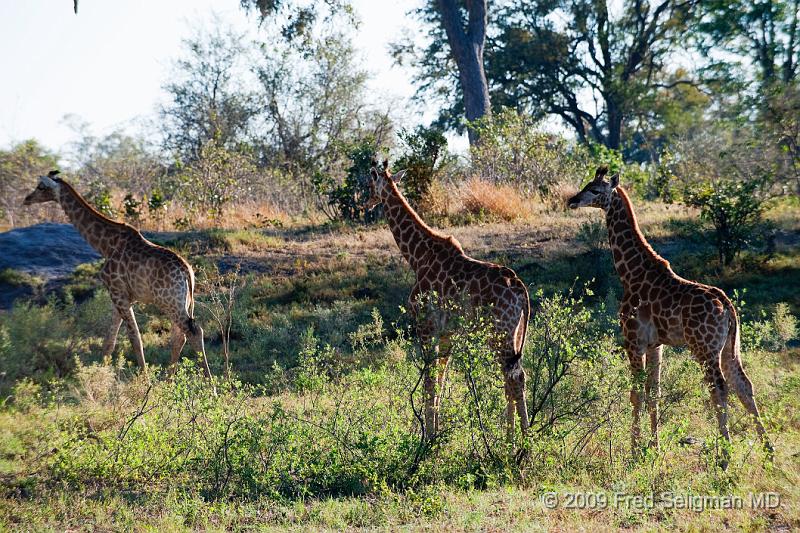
[160,26,258,162]
[434,0,491,145]
[487,0,700,150]
[699,0,800,89]
[394,1,491,145]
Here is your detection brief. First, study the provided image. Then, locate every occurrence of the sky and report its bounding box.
[0,0,453,154]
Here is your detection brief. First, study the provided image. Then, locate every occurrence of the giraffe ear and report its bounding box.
[391,169,407,183]
[594,165,609,182]
[610,173,620,189]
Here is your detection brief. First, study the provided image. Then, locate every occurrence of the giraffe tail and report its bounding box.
[186,317,200,336]
[722,294,742,365]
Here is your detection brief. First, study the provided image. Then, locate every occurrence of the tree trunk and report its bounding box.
[436,0,491,145]
[606,103,622,151]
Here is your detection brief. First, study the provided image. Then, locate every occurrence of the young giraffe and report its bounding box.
[23,170,213,380]
[366,160,530,440]
[567,166,772,459]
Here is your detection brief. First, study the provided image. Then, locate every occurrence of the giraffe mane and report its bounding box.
[615,186,670,270]
[386,178,463,252]
[53,178,138,233]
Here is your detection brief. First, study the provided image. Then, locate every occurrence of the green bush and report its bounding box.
[175,139,257,225]
[0,300,84,391]
[469,108,588,200]
[684,178,771,266]
[393,126,451,210]
[313,139,379,223]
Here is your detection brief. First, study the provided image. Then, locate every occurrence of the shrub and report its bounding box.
[393,126,452,210]
[0,300,84,391]
[469,108,588,201]
[771,302,798,350]
[524,288,624,437]
[122,193,143,226]
[313,139,379,223]
[684,178,771,266]
[176,139,257,226]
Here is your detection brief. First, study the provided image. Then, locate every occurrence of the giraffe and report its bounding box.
[567,166,773,461]
[367,160,530,441]
[23,170,213,381]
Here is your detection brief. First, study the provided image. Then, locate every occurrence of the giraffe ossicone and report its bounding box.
[568,167,773,464]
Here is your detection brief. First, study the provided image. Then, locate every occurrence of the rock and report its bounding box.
[0,223,101,280]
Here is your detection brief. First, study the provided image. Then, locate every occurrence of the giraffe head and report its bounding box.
[567,165,619,211]
[23,170,63,205]
[366,159,407,210]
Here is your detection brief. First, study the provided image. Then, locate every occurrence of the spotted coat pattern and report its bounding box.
[23,175,212,379]
[568,167,772,458]
[368,162,530,440]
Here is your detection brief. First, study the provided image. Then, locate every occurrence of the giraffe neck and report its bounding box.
[56,179,134,257]
[382,181,456,272]
[605,186,671,288]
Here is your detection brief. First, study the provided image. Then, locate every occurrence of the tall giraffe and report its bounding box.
[367,160,530,440]
[23,171,213,380]
[568,166,772,460]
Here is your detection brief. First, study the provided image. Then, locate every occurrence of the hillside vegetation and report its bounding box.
[1,196,798,531]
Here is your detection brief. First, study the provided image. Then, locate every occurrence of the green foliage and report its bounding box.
[576,220,607,251]
[122,193,142,225]
[0,268,44,288]
[524,288,624,440]
[0,300,82,391]
[293,327,338,393]
[734,290,798,352]
[684,178,770,265]
[393,126,451,209]
[697,0,800,90]
[84,181,116,218]
[771,302,798,350]
[469,108,588,199]
[161,25,257,161]
[588,143,624,176]
[312,139,379,223]
[176,139,257,225]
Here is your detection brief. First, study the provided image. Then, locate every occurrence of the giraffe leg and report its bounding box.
[503,356,528,440]
[625,344,646,454]
[645,345,663,449]
[168,325,186,377]
[722,354,773,454]
[503,376,516,442]
[119,305,147,374]
[701,356,731,467]
[101,308,123,358]
[423,360,436,440]
[183,320,212,380]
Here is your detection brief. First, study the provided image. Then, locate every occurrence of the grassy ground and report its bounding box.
[0,199,798,531]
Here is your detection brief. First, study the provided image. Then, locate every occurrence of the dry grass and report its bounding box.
[460,177,532,221]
